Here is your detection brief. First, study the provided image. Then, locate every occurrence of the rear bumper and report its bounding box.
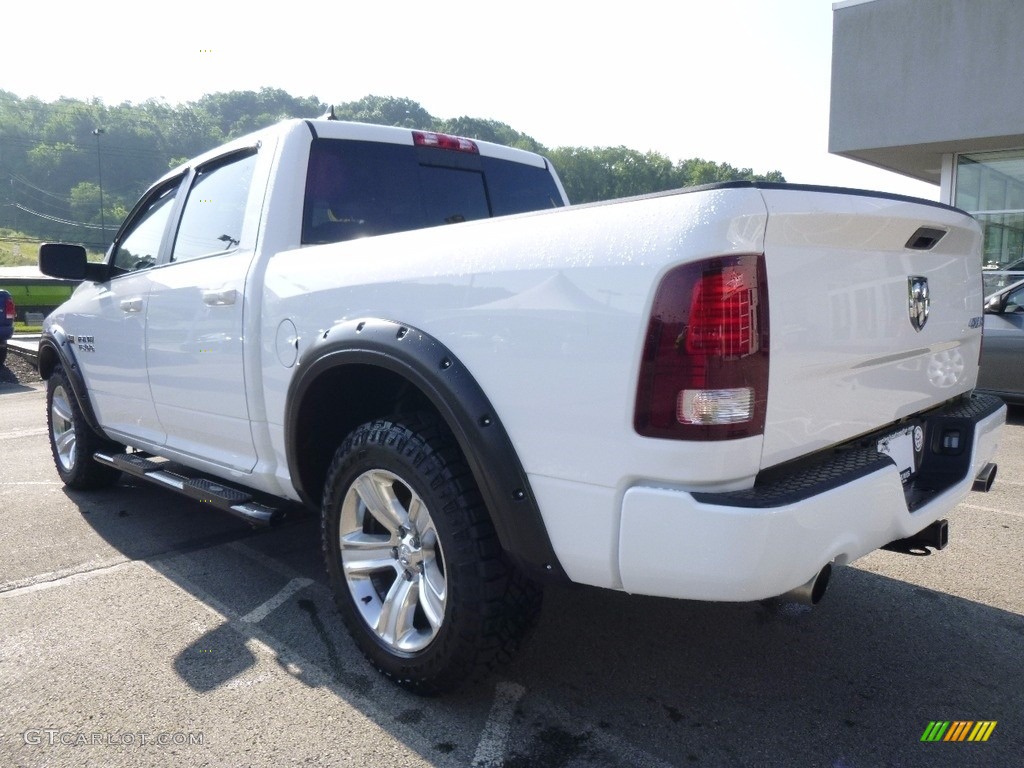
[975,387,1024,407]
[618,393,1006,601]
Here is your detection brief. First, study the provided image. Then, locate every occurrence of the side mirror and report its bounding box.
[983,295,1001,313]
[39,243,107,282]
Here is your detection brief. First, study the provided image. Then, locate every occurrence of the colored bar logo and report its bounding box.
[920,721,997,742]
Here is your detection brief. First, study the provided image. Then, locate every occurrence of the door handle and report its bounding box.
[202,289,237,306]
[120,297,143,313]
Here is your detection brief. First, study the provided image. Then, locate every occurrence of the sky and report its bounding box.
[3,0,937,200]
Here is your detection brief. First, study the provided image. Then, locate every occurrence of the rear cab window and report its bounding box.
[302,138,564,245]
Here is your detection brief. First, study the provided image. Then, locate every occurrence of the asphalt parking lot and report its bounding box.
[1,378,1022,768]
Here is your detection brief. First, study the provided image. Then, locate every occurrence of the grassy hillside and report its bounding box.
[0,231,39,267]
[1,229,105,266]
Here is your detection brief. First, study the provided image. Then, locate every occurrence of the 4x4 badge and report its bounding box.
[908,276,929,332]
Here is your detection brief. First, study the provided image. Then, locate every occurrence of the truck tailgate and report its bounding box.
[758,188,984,469]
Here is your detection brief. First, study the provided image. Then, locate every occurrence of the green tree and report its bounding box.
[69,181,101,223]
[193,87,324,138]
[333,95,434,129]
[0,88,785,244]
[549,147,786,203]
[548,146,678,203]
[677,157,785,187]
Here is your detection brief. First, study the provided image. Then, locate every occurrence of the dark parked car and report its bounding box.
[0,290,15,366]
[978,278,1024,405]
[982,256,1024,295]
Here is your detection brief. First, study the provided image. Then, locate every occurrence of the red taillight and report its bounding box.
[4,297,14,321]
[412,130,479,154]
[686,267,754,356]
[634,254,769,440]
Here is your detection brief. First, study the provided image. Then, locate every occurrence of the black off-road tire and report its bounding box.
[46,365,122,489]
[0,343,8,367]
[322,414,542,694]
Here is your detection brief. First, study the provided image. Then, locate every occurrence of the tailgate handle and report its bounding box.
[906,227,947,250]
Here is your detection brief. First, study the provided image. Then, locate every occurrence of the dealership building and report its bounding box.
[830,0,1024,281]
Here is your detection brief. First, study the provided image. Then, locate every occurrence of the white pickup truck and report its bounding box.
[38,117,1005,693]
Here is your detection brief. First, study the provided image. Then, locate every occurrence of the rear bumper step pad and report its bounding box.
[693,393,1004,510]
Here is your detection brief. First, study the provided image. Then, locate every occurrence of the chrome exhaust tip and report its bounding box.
[883,519,949,555]
[776,563,832,605]
[973,462,997,493]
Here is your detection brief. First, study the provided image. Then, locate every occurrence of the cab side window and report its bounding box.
[172,150,258,263]
[111,178,181,273]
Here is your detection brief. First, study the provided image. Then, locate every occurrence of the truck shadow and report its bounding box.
[65,478,1023,766]
[0,380,37,394]
[511,571,1022,764]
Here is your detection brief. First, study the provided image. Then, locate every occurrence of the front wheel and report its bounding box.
[47,365,122,489]
[322,414,541,694]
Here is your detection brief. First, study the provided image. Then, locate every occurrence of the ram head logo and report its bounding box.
[908,276,929,332]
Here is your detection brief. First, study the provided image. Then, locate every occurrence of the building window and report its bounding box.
[955,150,1024,294]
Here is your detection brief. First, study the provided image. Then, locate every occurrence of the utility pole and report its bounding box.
[93,128,106,247]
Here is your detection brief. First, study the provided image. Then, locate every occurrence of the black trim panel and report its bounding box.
[285,318,568,581]
[38,326,110,439]
[692,448,891,510]
[975,388,1024,407]
[749,181,966,215]
[570,180,967,216]
[693,393,1004,510]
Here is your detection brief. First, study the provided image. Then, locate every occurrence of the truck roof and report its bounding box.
[161,118,552,185]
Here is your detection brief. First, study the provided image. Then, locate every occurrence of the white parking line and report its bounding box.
[240,578,313,623]
[472,681,526,767]
[227,540,309,581]
[0,428,48,440]
[962,502,1024,518]
[9,547,679,768]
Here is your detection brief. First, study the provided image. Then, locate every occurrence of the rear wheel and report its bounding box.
[322,414,541,694]
[47,365,122,489]
[0,343,8,367]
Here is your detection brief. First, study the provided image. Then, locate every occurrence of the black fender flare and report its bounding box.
[285,318,567,581]
[38,326,110,439]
